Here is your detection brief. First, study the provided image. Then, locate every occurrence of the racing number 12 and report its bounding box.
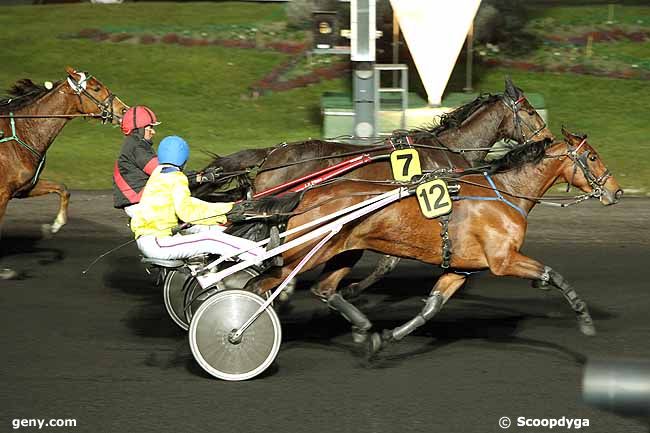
[415,179,452,218]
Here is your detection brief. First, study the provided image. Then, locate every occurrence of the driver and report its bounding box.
[113,105,219,217]
[131,135,264,262]
[113,106,160,217]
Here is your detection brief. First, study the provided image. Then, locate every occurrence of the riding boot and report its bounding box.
[266,226,283,267]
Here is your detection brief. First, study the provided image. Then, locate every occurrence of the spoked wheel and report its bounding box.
[163,270,193,331]
[163,268,261,331]
[189,289,282,381]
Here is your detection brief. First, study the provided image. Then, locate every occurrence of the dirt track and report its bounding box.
[1,192,649,433]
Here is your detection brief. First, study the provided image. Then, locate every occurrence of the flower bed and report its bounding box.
[479,8,650,80]
[70,27,347,95]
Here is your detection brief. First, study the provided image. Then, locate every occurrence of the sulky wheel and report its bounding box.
[163,270,193,331]
[163,267,260,331]
[189,289,282,381]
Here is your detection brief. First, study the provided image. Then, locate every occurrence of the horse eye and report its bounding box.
[589,155,598,162]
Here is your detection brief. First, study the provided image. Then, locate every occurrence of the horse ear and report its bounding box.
[65,66,77,77]
[561,126,574,140]
[505,76,526,102]
[504,76,518,99]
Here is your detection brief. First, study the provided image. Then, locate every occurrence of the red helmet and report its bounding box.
[120,106,160,135]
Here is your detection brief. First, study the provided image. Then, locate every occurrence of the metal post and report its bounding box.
[464,22,474,93]
[392,12,400,88]
[401,65,408,129]
[351,0,376,139]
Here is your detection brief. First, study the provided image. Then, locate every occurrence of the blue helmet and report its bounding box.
[158,136,189,167]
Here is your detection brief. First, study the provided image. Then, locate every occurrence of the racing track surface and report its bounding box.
[1,192,649,433]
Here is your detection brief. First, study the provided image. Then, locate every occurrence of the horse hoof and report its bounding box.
[579,319,597,336]
[278,291,290,303]
[340,283,361,301]
[366,332,383,357]
[531,280,551,290]
[40,224,55,238]
[0,268,18,280]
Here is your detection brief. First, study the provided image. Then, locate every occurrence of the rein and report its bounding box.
[0,113,103,119]
[452,138,610,209]
[255,93,545,175]
[256,143,394,174]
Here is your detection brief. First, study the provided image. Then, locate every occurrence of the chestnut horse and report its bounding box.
[196,78,553,296]
[249,129,623,355]
[0,67,128,279]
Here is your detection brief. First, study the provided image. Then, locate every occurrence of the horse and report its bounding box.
[0,66,128,279]
[246,128,623,355]
[195,77,553,297]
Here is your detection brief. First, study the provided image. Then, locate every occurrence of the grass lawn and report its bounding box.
[0,2,648,193]
[528,4,650,26]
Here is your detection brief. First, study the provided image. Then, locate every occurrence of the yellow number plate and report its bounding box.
[390,149,422,182]
[416,179,453,219]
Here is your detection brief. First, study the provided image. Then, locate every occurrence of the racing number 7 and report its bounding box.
[390,149,422,182]
[396,153,412,177]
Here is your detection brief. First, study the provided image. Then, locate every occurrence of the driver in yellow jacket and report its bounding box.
[131,136,265,262]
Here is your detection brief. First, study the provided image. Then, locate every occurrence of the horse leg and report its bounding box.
[310,250,363,299]
[311,251,375,345]
[339,254,401,300]
[544,266,596,336]
[0,192,18,280]
[488,250,596,336]
[21,179,70,235]
[372,273,467,354]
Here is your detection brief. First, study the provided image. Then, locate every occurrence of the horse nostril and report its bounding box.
[615,189,624,201]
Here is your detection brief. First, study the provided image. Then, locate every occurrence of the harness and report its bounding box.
[453,172,528,220]
[0,113,46,188]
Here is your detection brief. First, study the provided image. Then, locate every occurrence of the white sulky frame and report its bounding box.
[191,186,410,337]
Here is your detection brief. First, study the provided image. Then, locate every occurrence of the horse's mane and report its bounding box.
[0,79,58,114]
[488,138,553,173]
[411,94,503,136]
[207,147,275,172]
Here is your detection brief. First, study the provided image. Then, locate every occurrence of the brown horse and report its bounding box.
[197,78,553,296]
[0,67,128,279]
[249,129,623,354]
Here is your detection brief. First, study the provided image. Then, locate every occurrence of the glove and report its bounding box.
[225,202,251,223]
[196,166,223,184]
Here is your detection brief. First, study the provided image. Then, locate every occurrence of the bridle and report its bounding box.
[0,71,122,123]
[66,71,121,124]
[0,71,123,189]
[561,138,611,198]
[502,95,548,145]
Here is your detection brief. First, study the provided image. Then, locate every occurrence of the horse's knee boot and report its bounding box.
[389,291,443,341]
[327,293,372,343]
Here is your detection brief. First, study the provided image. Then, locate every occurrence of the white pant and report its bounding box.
[124,204,140,219]
[136,225,265,263]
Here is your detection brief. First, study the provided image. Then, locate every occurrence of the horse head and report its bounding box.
[499,77,554,145]
[557,127,623,206]
[64,66,129,125]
